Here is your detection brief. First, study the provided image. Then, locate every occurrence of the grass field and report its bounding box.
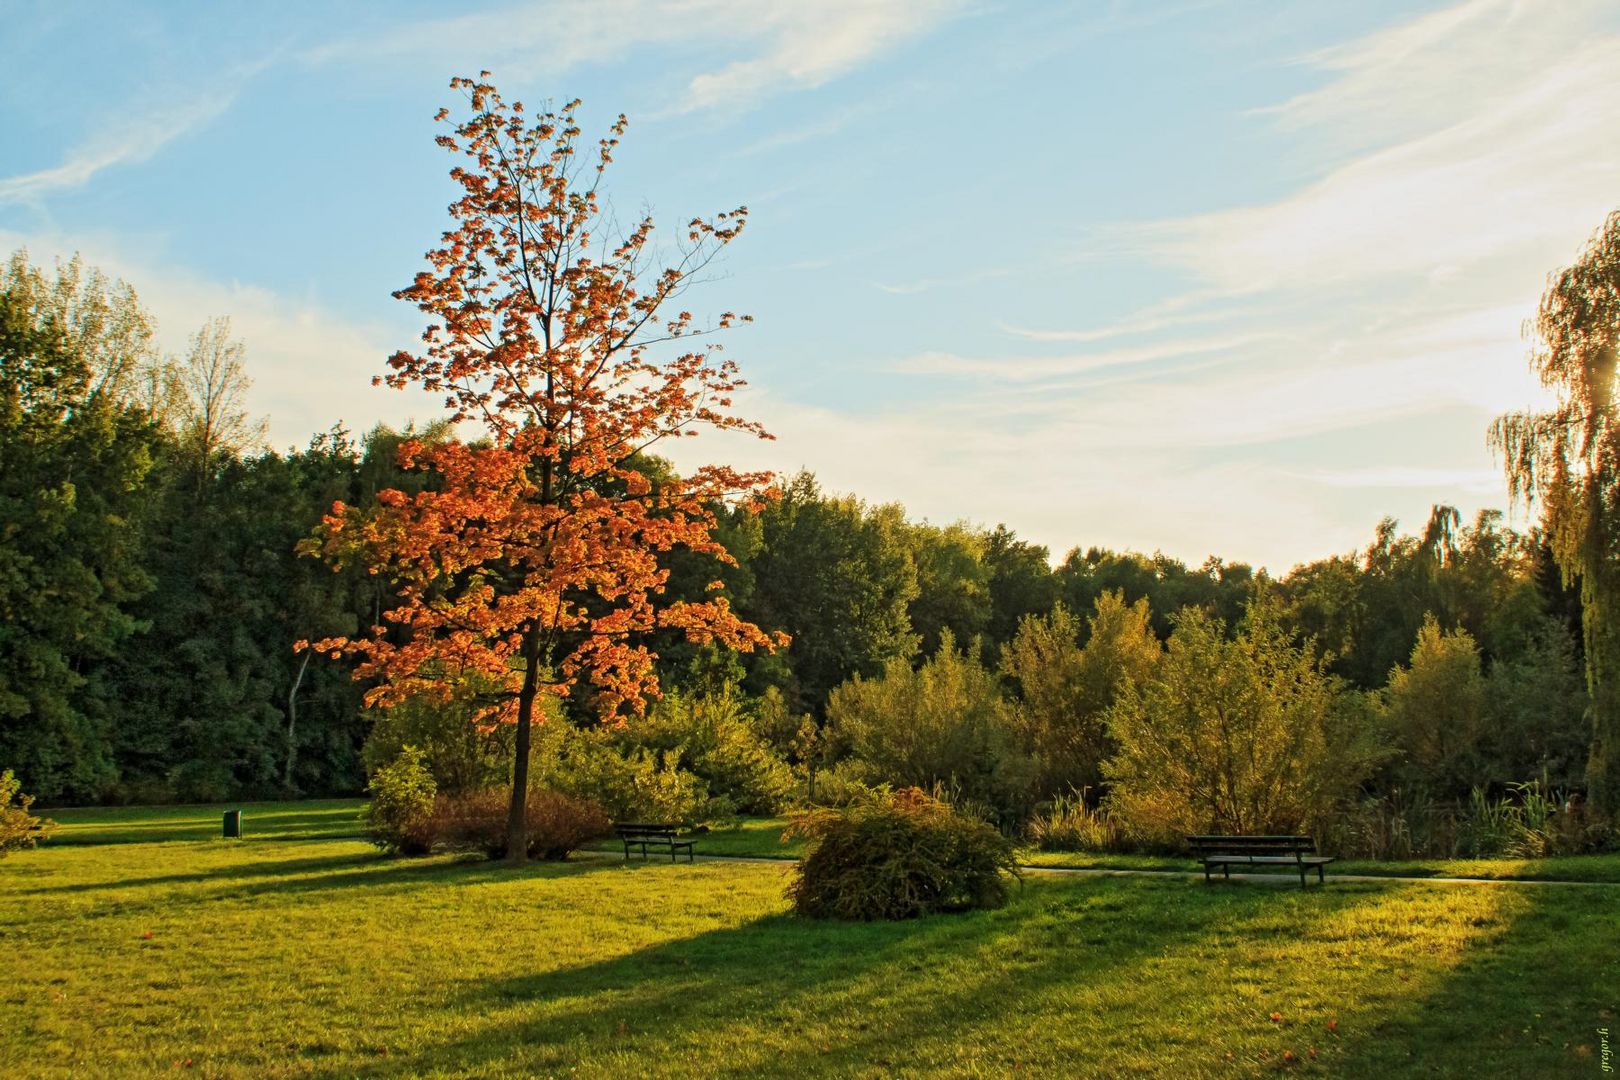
[675,815,1620,884]
[4,803,1617,1078]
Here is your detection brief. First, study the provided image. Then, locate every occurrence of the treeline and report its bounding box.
[0,252,1591,841]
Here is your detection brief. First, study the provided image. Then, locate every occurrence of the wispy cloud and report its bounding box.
[1130,2,1620,292]
[0,85,247,205]
[734,0,1613,568]
[307,0,966,113]
[893,332,1268,381]
[1262,0,1613,154]
[996,301,1248,344]
[1289,466,1504,493]
[680,1,963,112]
[874,265,1012,296]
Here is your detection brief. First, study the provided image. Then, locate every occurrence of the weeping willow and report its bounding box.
[1491,209,1620,816]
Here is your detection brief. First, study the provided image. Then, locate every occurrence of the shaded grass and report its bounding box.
[2,802,1617,1077]
[42,800,368,846]
[1020,848,1620,883]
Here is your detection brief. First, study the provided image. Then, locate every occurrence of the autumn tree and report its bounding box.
[1491,209,1620,817]
[303,75,781,862]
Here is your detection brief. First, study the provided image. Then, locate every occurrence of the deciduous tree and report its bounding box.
[1001,592,1159,801]
[1104,602,1383,840]
[1492,209,1620,816]
[303,76,781,862]
[0,256,158,800]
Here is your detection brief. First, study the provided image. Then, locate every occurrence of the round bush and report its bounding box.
[364,746,438,855]
[786,788,1019,920]
[434,787,612,860]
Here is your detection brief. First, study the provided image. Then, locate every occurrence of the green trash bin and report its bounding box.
[223,810,243,838]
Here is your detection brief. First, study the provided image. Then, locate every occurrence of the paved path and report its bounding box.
[657,852,1620,888]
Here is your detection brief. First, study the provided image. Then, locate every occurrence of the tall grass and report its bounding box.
[1025,789,1131,852]
[1325,780,1607,859]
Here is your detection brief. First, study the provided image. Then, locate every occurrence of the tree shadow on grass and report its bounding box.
[1327,878,1620,1078]
[15,849,398,896]
[16,850,633,919]
[45,805,367,846]
[323,874,1386,1079]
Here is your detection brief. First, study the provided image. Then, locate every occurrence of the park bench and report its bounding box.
[1187,835,1334,889]
[614,822,695,862]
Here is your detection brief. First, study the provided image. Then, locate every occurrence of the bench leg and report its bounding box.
[669,843,677,863]
[1223,864,1230,881]
[1318,865,1326,886]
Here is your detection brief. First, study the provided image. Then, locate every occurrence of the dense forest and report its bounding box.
[0,245,1602,858]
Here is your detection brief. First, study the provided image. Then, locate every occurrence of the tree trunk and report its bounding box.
[506,631,542,865]
[285,649,311,794]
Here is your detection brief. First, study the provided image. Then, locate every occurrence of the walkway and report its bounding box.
[672,852,1620,888]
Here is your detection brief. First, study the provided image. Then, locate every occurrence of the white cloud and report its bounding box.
[1291,466,1503,493]
[892,332,1269,381]
[997,304,1244,344]
[1131,3,1620,293]
[307,0,965,113]
[669,387,1371,572]
[1264,0,1614,153]
[669,1,1612,569]
[0,92,242,205]
[680,1,961,112]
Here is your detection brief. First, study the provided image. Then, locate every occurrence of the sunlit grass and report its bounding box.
[3,802,1616,1077]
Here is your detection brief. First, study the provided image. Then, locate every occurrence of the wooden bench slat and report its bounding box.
[1187,834,1334,889]
[614,822,695,864]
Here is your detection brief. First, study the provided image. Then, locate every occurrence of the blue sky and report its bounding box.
[4,0,1618,571]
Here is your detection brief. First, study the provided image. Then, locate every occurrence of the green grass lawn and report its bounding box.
[658,814,1620,884]
[4,804,1617,1078]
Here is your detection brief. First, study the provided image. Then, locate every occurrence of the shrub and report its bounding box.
[1322,787,1456,860]
[807,760,888,808]
[614,688,795,815]
[1104,602,1387,844]
[785,788,1019,920]
[363,673,529,795]
[0,769,54,856]
[1001,594,1160,802]
[1320,781,1611,859]
[433,788,611,860]
[365,746,438,855]
[541,728,708,825]
[827,631,1034,827]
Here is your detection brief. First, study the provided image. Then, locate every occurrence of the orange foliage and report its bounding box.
[300,75,784,848]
